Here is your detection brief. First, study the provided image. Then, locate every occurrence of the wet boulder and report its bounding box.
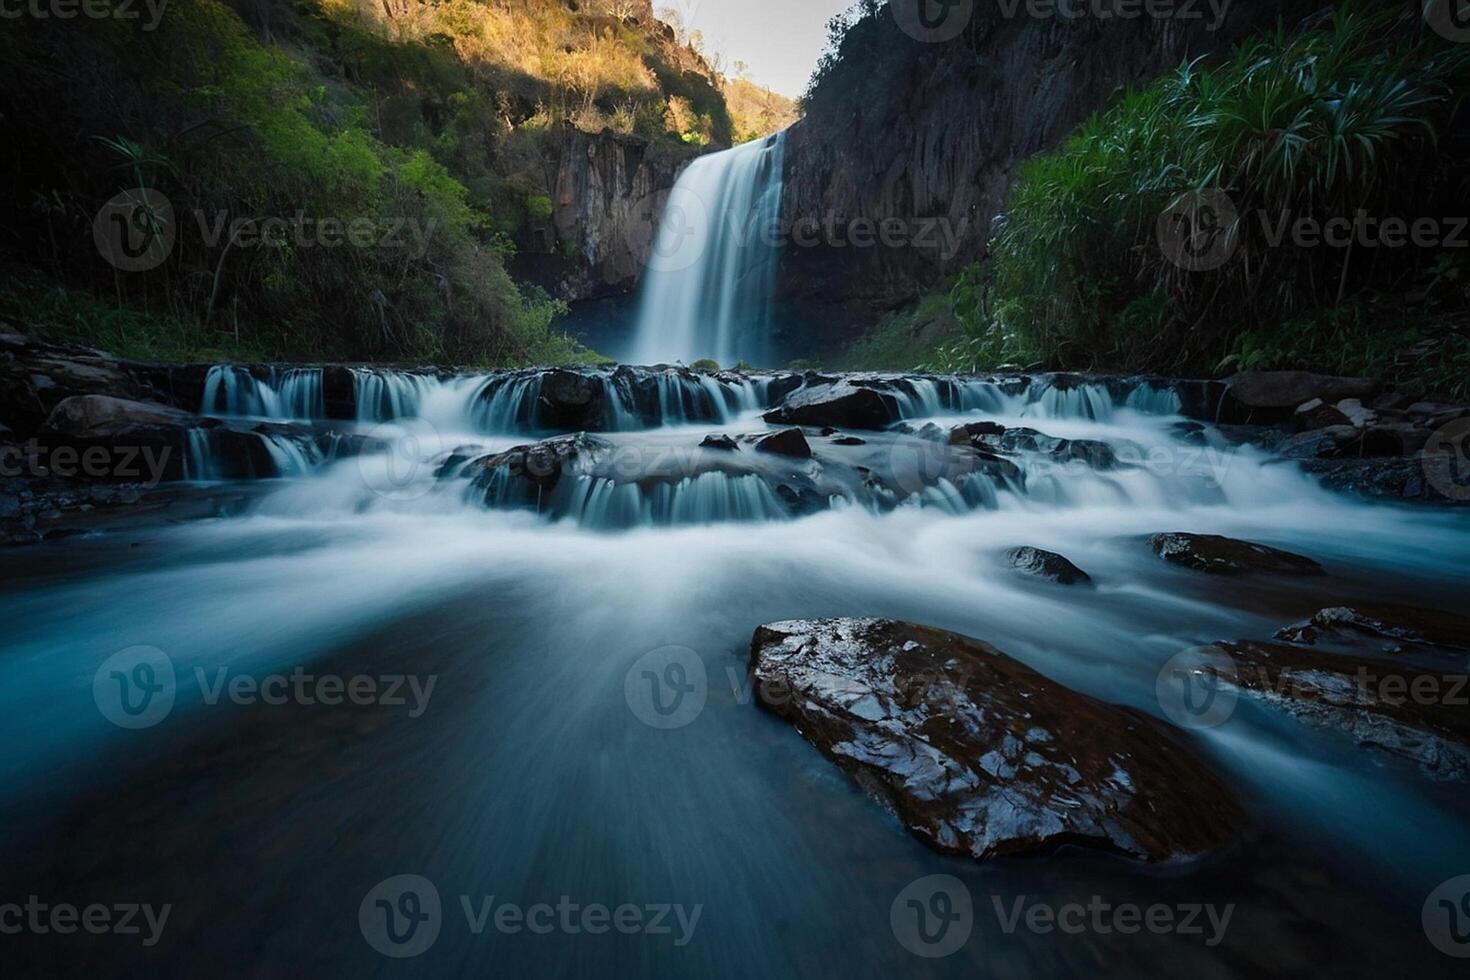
[1275,604,1470,657]
[43,394,197,439]
[1205,639,1470,781]
[749,618,1244,861]
[755,428,812,458]
[1225,372,1380,420]
[763,381,899,430]
[536,370,606,430]
[700,434,739,451]
[1005,546,1093,586]
[1147,532,1323,576]
[470,433,610,503]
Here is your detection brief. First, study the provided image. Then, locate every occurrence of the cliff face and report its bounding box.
[512,131,695,302]
[778,3,1328,349]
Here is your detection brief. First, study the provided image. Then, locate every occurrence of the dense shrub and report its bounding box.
[924,6,1470,391]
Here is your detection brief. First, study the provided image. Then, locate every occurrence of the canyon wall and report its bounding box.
[777,2,1332,350]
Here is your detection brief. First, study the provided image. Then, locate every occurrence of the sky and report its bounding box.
[660,0,857,99]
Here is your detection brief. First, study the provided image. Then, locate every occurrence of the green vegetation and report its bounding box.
[0,0,730,365]
[912,6,1470,395]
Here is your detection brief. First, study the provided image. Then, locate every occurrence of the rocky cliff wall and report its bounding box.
[777,1,1333,348]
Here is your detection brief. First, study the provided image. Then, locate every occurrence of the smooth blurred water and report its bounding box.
[3,376,1468,978]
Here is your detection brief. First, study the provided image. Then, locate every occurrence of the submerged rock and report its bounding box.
[700,434,739,451]
[749,618,1243,861]
[1005,546,1093,586]
[1147,532,1323,576]
[1206,639,1470,781]
[763,381,899,430]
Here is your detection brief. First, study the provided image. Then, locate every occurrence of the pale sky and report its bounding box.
[662,0,858,99]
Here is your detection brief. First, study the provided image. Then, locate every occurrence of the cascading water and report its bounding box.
[628,132,787,367]
[6,357,1470,979]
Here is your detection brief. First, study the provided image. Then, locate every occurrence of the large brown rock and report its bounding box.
[749,618,1244,861]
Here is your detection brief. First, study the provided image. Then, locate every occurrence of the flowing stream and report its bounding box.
[2,364,1468,977]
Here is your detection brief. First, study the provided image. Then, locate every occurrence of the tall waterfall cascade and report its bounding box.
[629,131,787,368]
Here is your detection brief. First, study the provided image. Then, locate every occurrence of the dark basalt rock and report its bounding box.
[1206,639,1470,781]
[1006,546,1093,586]
[700,434,739,451]
[1275,604,1470,657]
[755,428,812,458]
[536,369,606,430]
[763,381,899,430]
[749,618,1244,861]
[1147,532,1323,576]
[1225,372,1380,421]
[830,435,866,446]
[1300,455,1469,505]
[949,420,1006,444]
[470,433,610,501]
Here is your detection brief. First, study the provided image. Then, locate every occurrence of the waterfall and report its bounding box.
[201,366,323,419]
[629,132,787,368]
